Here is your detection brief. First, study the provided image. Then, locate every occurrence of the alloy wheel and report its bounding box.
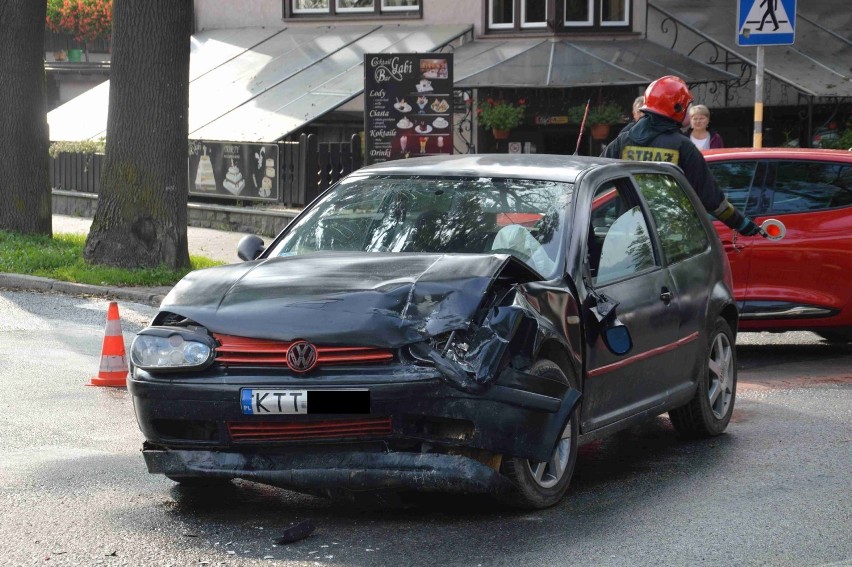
[525,418,572,489]
[707,331,734,419]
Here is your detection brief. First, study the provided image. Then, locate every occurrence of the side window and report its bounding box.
[565,0,629,27]
[588,181,656,285]
[767,162,852,214]
[488,0,547,30]
[707,160,763,216]
[288,0,421,16]
[635,173,709,265]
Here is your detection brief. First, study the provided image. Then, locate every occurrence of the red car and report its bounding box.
[704,148,852,342]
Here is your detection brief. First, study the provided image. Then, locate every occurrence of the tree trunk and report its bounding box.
[0,0,51,235]
[84,0,192,269]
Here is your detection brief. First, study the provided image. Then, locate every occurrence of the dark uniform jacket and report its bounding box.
[603,113,746,230]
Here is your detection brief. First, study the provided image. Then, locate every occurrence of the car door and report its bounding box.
[742,159,852,320]
[581,177,683,432]
[632,171,711,389]
[706,159,767,308]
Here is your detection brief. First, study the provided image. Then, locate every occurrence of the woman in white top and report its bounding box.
[686,104,724,150]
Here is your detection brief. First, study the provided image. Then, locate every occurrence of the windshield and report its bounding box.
[267,175,573,278]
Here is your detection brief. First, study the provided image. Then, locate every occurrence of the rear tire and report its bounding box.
[816,329,852,344]
[669,317,736,438]
[500,359,579,509]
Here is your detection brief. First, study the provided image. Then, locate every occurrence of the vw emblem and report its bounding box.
[287,340,318,373]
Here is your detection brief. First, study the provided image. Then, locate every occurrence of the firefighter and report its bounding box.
[604,76,764,237]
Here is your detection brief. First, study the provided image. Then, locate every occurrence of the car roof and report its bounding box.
[703,147,852,162]
[354,153,620,184]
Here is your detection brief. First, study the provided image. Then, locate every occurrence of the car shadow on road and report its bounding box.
[131,416,738,564]
[159,416,698,519]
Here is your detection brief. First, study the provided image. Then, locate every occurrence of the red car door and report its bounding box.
[739,160,852,328]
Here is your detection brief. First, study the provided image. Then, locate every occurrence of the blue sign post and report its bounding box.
[737,0,797,147]
[737,0,796,46]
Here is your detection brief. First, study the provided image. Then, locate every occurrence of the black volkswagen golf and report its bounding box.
[129,154,739,508]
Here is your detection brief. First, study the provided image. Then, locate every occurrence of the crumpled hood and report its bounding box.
[159,253,540,347]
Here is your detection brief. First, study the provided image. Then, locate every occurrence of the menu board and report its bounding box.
[188,140,280,202]
[364,53,453,166]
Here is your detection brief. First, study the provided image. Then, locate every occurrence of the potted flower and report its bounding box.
[46,0,113,63]
[569,102,625,139]
[477,98,526,139]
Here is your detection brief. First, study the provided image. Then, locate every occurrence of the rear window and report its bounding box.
[766,162,852,214]
[709,159,852,216]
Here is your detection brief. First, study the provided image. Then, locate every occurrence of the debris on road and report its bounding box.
[275,519,316,544]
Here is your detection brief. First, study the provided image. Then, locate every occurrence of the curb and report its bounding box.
[0,273,169,307]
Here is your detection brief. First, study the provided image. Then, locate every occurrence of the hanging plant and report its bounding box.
[476,98,527,131]
[568,102,625,126]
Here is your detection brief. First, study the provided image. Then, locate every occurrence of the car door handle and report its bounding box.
[723,230,749,253]
[660,288,673,305]
[721,238,746,253]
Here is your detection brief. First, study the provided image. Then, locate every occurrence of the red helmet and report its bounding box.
[641,76,694,123]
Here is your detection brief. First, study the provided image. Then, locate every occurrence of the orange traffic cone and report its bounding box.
[89,301,128,387]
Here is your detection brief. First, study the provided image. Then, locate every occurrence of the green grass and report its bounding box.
[0,231,223,287]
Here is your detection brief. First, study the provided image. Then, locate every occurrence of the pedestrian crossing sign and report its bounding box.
[737,0,796,46]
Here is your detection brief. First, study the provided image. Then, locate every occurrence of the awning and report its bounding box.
[47,24,472,142]
[453,37,736,88]
[647,0,852,98]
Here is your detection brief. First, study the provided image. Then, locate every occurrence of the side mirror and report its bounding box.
[587,288,634,356]
[760,218,786,241]
[602,322,633,355]
[237,234,265,261]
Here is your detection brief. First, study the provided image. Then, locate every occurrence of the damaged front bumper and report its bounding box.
[135,373,581,495]
[131,362,580,465]
[143,446,515,494]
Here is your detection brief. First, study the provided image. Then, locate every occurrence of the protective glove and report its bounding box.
[737,217,762,237]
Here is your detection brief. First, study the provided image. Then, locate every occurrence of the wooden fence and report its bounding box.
[50,133,363,208]
[50,152,102,194]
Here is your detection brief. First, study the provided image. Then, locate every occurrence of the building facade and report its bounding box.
[46,1,851,205]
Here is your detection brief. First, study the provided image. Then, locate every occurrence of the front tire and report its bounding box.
[165,474,233,488]
[500,359,579,509]
[669,317,737,438]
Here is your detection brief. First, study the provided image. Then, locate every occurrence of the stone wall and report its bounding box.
[52,190,297,237]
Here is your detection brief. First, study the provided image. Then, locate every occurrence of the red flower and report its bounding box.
[47,0,112,43]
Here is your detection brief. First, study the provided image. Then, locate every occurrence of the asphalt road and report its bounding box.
[0,290,849,566]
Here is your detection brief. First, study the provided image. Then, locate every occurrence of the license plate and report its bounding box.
[240,389,369,415]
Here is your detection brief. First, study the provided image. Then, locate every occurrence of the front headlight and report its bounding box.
[130,327,216,372]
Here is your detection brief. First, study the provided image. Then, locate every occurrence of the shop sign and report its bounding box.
[188,140,279,202]
[534,115,569,126]
[364,53,454,165]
